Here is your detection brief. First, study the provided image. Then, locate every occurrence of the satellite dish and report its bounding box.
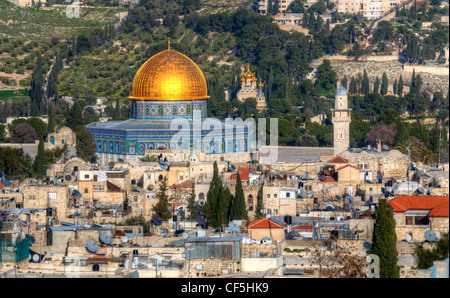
[121,237,128,243]
[198,199,205,206]
[151,216,162,226]
[335,195,341,200]
[32,254,40,262]
[425,230,436,242]
[86,241,99,253]
[65,175,72,182]
[100,234,112,245]
[363,242,372,250]
[382,145,389,151]
[108,162,115,168]
[406,234,412,243]
[183,233,189,239]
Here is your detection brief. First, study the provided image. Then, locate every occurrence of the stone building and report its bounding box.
[339,149,408,178]
[388,195,449,242]
[331,86,352,156]
[247,217,286,241]
[236,65,267,113]
[86,44,252,166]
[22,184,70,220]
[46,126,76,149]
[336,0,405,19]
[256,0,296,14]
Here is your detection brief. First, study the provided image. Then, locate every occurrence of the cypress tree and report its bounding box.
[153,177,172,221]
[187,184,200,220]
[47,102,55,134]
[203,161,223,228]
[349,76,357,95]
[415,74,423,95]
[341,75,348,91]
[410,69,416,94]
[362,69,370,97]
[398,75,404,97]
[230,173,248,221]
[373,76,380,94]
[393,78,398,96]
[369,199,400,278]
[255,186,265,220]
[218,187,232,226]
[380,72,389,96]
[30,56,44,116]
[34,136,47,179]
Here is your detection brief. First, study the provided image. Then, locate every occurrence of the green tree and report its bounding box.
[380,72,389,96]
[230,173,248,221]
[398,75,404,97]
[30,56,45,116]
[66,101,83,131]
[369,199,399,278]
[316,59,337,91]
[76,128,97,162]
[33,136,47,179]
[47,103,55,134]
[153,177,172,221]
[361,69,370,97]
[373,76,380,94]
[203,161,225,228]
[187,184,201,220]
[255,186,265,220]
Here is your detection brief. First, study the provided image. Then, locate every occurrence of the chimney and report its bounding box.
[377,139,382,152]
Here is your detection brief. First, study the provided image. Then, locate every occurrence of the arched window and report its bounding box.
[248,195,254,206]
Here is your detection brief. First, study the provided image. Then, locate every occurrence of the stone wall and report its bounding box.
[430,217,449,235]
[179,258,240,277]
[403,64,450,76]
[240,256,283,272]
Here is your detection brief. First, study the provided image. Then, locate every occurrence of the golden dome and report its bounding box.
[130,49,209,101]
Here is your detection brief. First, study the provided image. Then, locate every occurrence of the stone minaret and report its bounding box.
[332,86,352,156]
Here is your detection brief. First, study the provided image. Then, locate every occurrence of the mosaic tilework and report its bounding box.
[132,100,207,120]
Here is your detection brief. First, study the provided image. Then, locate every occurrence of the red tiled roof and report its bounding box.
[247,218,286,229]
[429,201,450,217]
[320,176,336,183]
[0,183,4,189]
[172,179,194,189]
[229,171,250,181]
[336,164,361,171]
[292,226,313,230]
[238,167,256,171]
[329,156,349,164]
[388,196,449,217]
